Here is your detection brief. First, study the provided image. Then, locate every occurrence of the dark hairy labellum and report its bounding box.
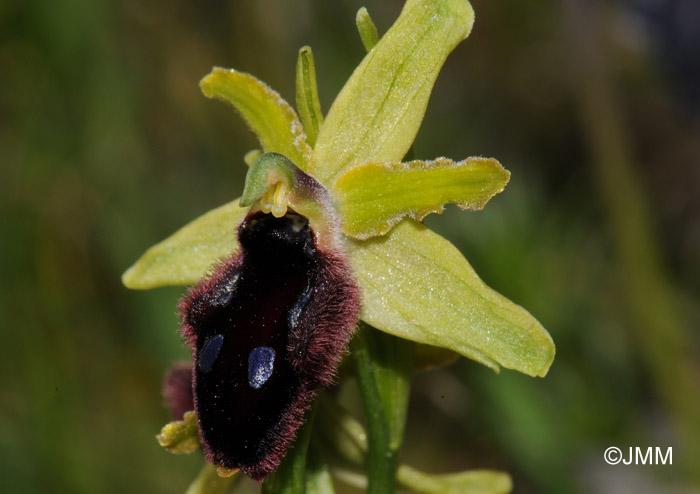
[177,211,360,480]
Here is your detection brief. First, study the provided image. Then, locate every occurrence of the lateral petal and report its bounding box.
[334,157,509,239]
[200,68,314,173]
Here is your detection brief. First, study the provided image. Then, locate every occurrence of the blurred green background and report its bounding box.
[2,0,699,492]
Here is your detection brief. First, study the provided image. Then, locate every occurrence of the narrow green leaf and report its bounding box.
[334,157,510,239]
[329,467,368,491]
[262,404,317,494]
[316,394,368,465]
[331,464,511,494]
[185,463,241,494]
[397,465,512,494]
[356,7,379,52]
[347,220,555,377]
[200,68,314,173]
[314,0,474,185]
[156,411,200,454]
[305,436,336,494]
[122,199,246,289]
[318,398,511,494]
[295,46,324,148]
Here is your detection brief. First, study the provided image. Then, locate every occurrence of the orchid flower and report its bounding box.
[123,0,554,492]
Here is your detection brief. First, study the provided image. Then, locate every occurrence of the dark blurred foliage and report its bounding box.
[1,0,698,493]
[631,0,700,116]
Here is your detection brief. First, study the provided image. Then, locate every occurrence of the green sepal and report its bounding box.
[122,199,247,289]
[334,157,510,239]
[156,411,200,454]
[295,46,324,148]
[314,0,474,185]
[355,7,379,52]
[347,220,555,377]
[200,68,314,174]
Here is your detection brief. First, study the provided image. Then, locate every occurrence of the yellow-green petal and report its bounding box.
[355,7,379,52]
[200,68,314,173]
[334,157,510,239]
[347,220,555,377]
[122,199,246,289]
[314,0,474,185]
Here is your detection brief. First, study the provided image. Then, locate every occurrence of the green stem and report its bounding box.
[351,323,414,494]
[352,333,393,494]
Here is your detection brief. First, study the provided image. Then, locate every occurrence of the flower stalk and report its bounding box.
[351,323,414,493]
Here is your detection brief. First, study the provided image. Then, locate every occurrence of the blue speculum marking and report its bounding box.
[248,346,276,389]
[198,334,225,373]
[212,273,239,307]
[288,282,313,329]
